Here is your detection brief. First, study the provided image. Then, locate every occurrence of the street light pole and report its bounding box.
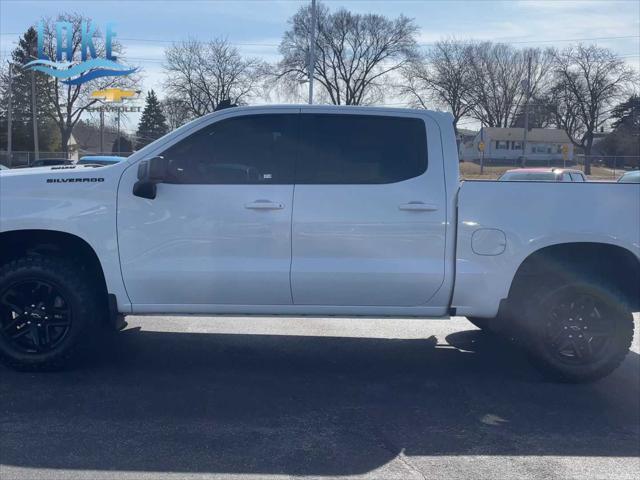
[308,0,316,104]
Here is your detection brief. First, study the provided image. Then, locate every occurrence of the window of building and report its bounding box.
[532,144,550,154]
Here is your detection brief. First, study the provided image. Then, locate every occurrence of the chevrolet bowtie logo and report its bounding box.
[91,88,140,103]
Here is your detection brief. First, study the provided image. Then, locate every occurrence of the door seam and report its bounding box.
[288,182,296,305]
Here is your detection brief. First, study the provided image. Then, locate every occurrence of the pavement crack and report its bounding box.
[369,421,427,480]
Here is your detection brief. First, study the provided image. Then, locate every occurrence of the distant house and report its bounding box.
[460,127,574,163]
[456,128,478,158]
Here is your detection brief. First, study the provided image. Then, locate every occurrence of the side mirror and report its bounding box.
[133,156,169,199]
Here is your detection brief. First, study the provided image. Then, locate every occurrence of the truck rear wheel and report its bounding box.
[519,281,633,383]
[0,256,101,370]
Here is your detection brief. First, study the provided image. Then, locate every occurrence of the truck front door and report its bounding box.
[117,111,297,311]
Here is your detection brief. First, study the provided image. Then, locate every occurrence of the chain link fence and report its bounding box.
[1,151,132,168]
[574,155,640,180]
[460,155,639,180]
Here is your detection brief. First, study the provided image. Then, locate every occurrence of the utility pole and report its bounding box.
[521,53,532,168]
[28,46,40,162]
[31,70,39,161]
[116,108,121,154]
[480,124,485,175]
[99,109,104,153]
[6,62,13,167]
[308,0,317,104]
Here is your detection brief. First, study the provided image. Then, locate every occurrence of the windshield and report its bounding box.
[618,171,640,183]
[78,159,117,166]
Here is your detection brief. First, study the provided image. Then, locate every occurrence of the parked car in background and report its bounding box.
[617,170,640,183]
[16,159,74,168]
[499,168,586,182]
[0,164,8,170]
[77,155,126,167]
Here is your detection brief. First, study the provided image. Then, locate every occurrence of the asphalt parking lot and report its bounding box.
[1,315,639,480]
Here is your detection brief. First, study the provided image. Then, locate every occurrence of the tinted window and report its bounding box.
[296,114,427,184]
[562,173,572,182]
[569,172,585,182]
[161,114,297,184]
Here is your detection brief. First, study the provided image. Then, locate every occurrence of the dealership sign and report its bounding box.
[86,87,141,113]
[24,21,137,86]
[86,105,141,113]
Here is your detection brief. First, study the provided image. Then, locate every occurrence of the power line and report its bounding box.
[120,37,281,47]
[433,35,640,47]
[2,32,638,49]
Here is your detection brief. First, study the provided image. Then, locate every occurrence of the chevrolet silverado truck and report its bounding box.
[0,105,638,381]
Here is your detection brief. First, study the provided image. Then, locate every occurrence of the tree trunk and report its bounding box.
[453,121,461,156]
[584,134,593,176]
[61,129,70,156]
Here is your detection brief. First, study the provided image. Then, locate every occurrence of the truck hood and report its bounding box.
[0,163,123,201]
[0,165,104,177]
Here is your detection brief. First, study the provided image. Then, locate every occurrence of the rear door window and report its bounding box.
[296,114,427,184]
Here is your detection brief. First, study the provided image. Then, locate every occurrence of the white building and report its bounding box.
[460,127,574,163]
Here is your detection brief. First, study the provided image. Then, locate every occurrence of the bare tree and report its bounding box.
[277,2,419,105]
[164,38,266,117]
[465,42,554,128]
[400,39,473,136]
[38,14,138,154]
[511,95,556,129]
[161,96,193,131]
[548,44,636,174]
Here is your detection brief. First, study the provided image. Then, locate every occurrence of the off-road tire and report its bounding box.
[0,256,102,370]
[515,281,634,383]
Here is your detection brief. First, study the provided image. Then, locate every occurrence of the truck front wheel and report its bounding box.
[0,256,102,370]
[519,282,634,383]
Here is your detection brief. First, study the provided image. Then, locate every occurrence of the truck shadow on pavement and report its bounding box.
[1,326,639,476]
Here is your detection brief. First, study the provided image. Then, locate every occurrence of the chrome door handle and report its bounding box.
[245,200,285,210]
[398,202,438,212]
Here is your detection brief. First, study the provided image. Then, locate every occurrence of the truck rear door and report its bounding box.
[290,110,447,306]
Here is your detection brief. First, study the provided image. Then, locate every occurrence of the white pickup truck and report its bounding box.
[1,106,638,381]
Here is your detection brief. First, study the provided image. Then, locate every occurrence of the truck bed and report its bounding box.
[452,180,640,317]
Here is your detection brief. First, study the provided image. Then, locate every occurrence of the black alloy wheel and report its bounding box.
[523,282,633,382]
[542,289,617,366]
[0,279,73,354]
[0,256,102,370]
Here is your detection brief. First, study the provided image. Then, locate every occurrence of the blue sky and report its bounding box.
[1,0,638,131]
